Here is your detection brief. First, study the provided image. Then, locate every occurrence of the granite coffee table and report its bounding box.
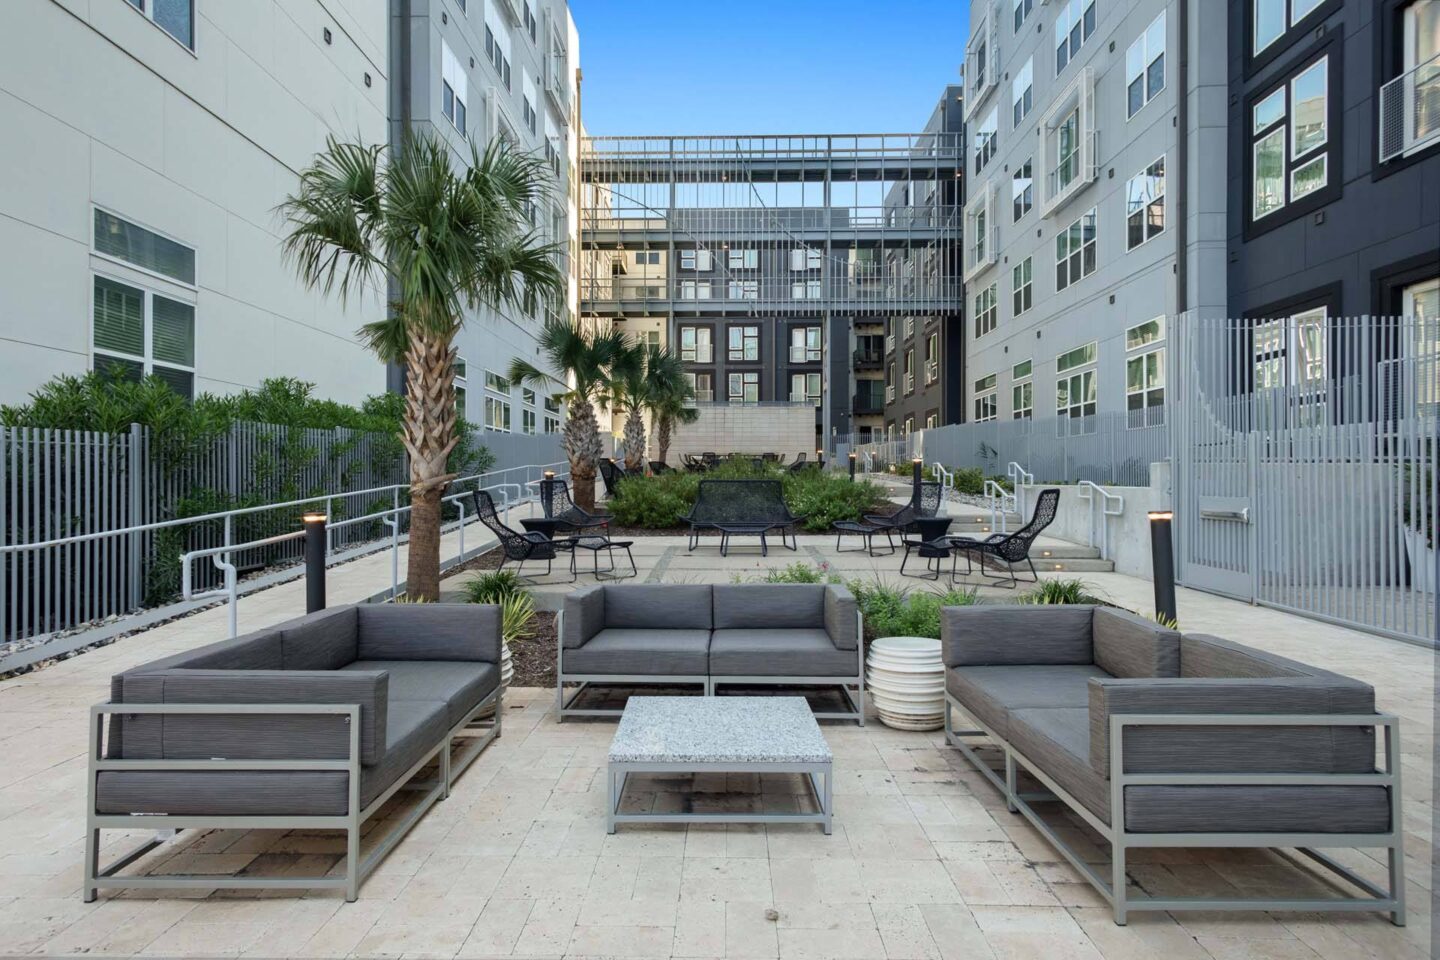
[606,696,833,834]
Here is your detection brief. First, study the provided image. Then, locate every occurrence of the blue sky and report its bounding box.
[569,1,969,136]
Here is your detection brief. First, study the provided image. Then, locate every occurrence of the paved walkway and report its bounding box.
[0,499,1433,959]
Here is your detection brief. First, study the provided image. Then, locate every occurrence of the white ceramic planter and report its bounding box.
[1404,525,1436,594]
[866,636,945,731]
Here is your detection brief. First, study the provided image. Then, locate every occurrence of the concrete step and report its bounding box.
[1028,556,1116,573]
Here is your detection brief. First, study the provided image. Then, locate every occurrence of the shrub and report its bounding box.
[847,578,979,640]
[1021,578,1104,605]
[753,562,842,584]
[463,569,528,604]
[497,592,537,644]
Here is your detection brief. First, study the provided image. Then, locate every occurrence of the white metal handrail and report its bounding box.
[983,479,1017,533]
[1077,480,1124,560]
[1007,461,1033,517]
[931,462,954,498]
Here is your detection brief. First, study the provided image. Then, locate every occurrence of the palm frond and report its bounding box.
[277,137,385,304]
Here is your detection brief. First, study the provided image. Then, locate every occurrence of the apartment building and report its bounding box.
[579,131,964,454]
[958,0,1227,431]
[882,85,967,438]
[1227,0,1439,324]
[391,0,579,436]
[0,0,389,405]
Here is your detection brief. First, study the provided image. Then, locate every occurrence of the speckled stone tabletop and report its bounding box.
[608,697,832,764]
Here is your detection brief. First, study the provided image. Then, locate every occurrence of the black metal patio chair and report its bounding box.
[681,479,804,556]
[472,489,572,583]
[542,479,610,534]
[833,481,942,556]
[943,487,1061,588]
[597,458,629,499]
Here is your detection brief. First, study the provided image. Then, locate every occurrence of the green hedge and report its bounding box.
[606,461,887,532]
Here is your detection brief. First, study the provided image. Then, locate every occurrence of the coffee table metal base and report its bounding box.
[607,761,832,834]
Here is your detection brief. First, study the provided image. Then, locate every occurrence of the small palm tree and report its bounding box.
[279,132,564,600]
[509,317,626,510]
[605,342,659,472]
[645,349,697,466]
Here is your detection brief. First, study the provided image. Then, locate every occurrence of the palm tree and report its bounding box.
[508,317,626,511]
[606,342,656,472]
[279,132,565,600]
[647,351,699,466]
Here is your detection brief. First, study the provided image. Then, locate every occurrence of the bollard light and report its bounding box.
[1148,511,1177,625]
[848,451,857,480]
[911,456,923,501]
[302,512,328,614]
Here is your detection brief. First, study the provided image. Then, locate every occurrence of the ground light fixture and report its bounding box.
[911,456,923,501]
[302,512,328,613]
[848,451,856,480]
[1148,510,1177,625]
[541,470,558,516]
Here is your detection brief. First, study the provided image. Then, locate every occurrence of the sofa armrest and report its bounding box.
[1091,607,1179,678]
[940,605,1095,667]
[562,584,606,649]
[822,585,860,651]
[356,603,500,663]
[116,669,388,765]
[1087,676,1378,778]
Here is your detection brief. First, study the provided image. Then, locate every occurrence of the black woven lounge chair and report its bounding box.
[943,487,1060,588]
[542,479,610,534]
[681,479,803,556]
[597,458,629,498]
[833,481,942,556]
[472,490,572,583]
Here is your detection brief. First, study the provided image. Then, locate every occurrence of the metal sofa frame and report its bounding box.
[84,685,500,903]
[943,696,1406,926]
[555,609,866,725]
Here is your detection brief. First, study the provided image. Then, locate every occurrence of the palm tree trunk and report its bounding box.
[622,409,646,472]
[657,415,673,465]
[401,331,459,600]
[564,397,603,511]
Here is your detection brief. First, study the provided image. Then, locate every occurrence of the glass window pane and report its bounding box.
[1253,88,1285,133]
[96,355,144,383]
[1254,0,1285,53]
[93,210,196,284]
[1127,357,1143,391]
[1253,128,1286,219]
[1291,154,1327,199]
[151,296,195,365]
[151,365,194,399]
[1291,58,1328,156]
[93,277,144,356]
[1291,0,1324,25]
[153,0,193,48]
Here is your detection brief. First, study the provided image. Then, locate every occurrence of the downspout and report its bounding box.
[1175,0,1189,315]
[386,0,414,396]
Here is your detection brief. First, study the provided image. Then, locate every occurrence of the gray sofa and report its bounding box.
[942,604,1404,926]
[85,603,503,902]
[557,583,863,723]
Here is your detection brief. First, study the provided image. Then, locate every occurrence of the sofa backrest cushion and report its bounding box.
[357,603,501,663]
[1092,608,1179,678]
[1180,633,1309,679]
[941,605,1094,667]
[563,584,606,649]
[279,607,359,670]
[603,584,713,630]
[713,584,824,630]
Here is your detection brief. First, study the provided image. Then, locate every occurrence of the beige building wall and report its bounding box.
[668,405,820,464]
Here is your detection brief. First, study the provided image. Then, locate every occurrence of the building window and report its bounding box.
[1056,341,1098,433]
[905,317,915,338]
[728,325,759,361]
[790,373,821,405]
[1251,54,1332,222]
[126,0,193,49]
[1126,157,1166,250]
[1055,0,1096,74]
[522,409,537,435]
[1013,58,1034,127]
[679,326,713,363]
[92,275,195,398]
[974,374,998,422]
[680,249,714,270]
[441,41,468,134]
[544,414,560,433]
[974,283,999,338]
[688,371,714,402]
[727,248,758,269]
[523,1,536,42]
[903,416,915,436]
[635,251,660,265]
[791,279,822,299]
[1012,159,1034,222]
[1012,257,1033,315]
[925,332,939,383]
[1254,307,1329,425]
[484,397,511,432]
[1126,12,1166,118]
[522,386,536,405]
[1056,108,1082,194]
[728,371,759,403]
[973,107,999,175]
[523,96,537,134]
[679,280,712,300]
[485,23,511,89]
[1125,318,1166,426]
[790,326,822,362]
[1011,360,1033,419]
[454,357,469,421]
[904,349,915,392]
[1055,207,1097,291]
[1014,0,1033,32]
[485,370,511,393]
[1253,0,1329,57]
[93,210,195,285]
[1404,277,1440,413]
[728,280,759,300]
[789,248,823,270]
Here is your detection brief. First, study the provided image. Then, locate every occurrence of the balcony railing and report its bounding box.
[852,393,884,415]
[885,334,896,354]
[925,360,939,384]
[886,384,896,403]
[693,390,714,402]
[1380,52,1440,163]
[853,349,883,368]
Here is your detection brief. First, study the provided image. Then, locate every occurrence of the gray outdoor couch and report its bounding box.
[85,603,503,902]
[941,604,1404,925]
[557,583,863,723]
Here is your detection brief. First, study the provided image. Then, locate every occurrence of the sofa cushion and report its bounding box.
[563,584,606,648]
[1006,707,1111,824]
[602,585,713,631]
[1092,608,1178,678]
[279,607,359,670]
[1180,633,1310,679]
[344,660,498,727]
[563,628,711,676]
[823,586,860,651]
[941,605,1095,667]
[709,629,856,677]
[95,770,350,817]
[360,698,451,808]
[712,584,825,630]
[1122,785,1392,834]
[357,603,500,662]
[947,664,1109,740]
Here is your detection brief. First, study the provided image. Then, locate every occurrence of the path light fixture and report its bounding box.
[848,451,856,480]
[1148,510,1177,625]
[302,512,328,613]
[911,456,923,501]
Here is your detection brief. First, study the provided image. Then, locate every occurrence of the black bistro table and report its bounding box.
[899,516,955,580]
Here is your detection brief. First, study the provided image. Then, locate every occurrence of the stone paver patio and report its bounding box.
[0,500,1433,959]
